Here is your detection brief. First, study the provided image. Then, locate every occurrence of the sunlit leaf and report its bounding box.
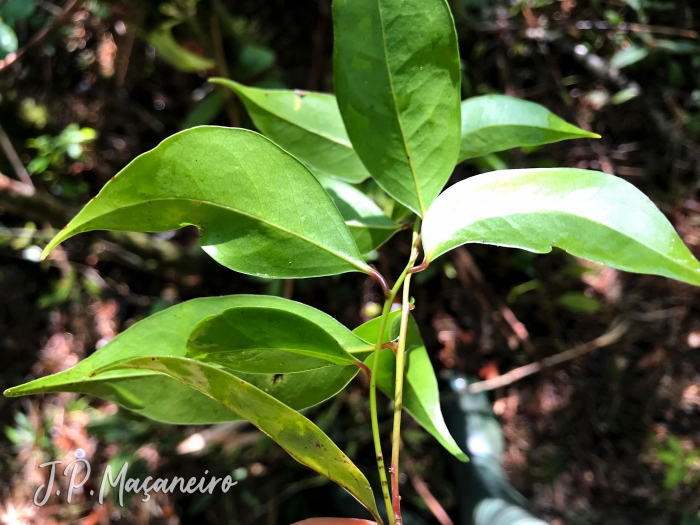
[41,127,370,279]
[333,0,461,216]
[93,356,383,523]
[459,95,599,161]
[211,79,370,183]
[4,296,370,424]
[187,306,369,373]
[422,168,700,286]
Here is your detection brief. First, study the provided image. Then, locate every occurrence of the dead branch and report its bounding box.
[467,318,631,393]
[404,459,454,525]
[451,247,536,354]
[0,123,33,187]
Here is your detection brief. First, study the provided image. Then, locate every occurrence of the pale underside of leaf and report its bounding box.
[422,168,700,286]
[321,178,399,254]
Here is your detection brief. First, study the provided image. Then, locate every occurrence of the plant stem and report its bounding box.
[368,221,424,525]
[369,298,395,525]
[389,222,421,524]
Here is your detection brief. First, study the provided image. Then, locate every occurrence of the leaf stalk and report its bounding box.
[389,220,421,524]
[368,220,423,525]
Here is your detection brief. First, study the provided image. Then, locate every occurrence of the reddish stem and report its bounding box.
[368,266,391,299]
[357,361,372,380]
[408,259,429,274]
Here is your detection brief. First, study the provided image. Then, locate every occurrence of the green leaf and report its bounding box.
[352,310,402,348]
[459,95,599,161]
[422,168,700,286]
[557,292,601,314]
[187,306,369,373]
[321,178,399,254]
[0,22,18,59]
[211,79,371,183]
[333,0,462,217]
[237,44,276,79]
[93,356,383,523]
[0,0,35,27]
[181,90,225,129]
[147,24,215,72]
[610,44,649,69]
[354,314,467,461]
[41,127,370,279]
[4,296,370,424]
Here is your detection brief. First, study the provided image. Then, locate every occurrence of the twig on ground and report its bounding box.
[403,459,454,525]
[466,318,631,393]
[451,247,535,353]
[523,28,700,167]
[0,124,34,187]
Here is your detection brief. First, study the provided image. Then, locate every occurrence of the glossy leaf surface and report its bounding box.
[333,0,461,216]
[5,296,369,424]
[93,356,382,523]
[354,314,467,461]
[422,168,700,285]
[321,179,399,254]
[187,306,367,373]
[211,79,370,183]
[459,95,599,161]
[41,127,370,278]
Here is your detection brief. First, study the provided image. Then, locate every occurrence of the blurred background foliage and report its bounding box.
[0,0,700,523]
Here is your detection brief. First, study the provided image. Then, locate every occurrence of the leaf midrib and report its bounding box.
[190,345,356,363]
[79,197,369,273]
[375,0,425,216]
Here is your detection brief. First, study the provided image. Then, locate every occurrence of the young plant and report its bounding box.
[6,0,700,523]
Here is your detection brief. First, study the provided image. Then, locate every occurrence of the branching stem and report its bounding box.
[389,221,421,524]
[369,298,394,525]
[368,220,423,525]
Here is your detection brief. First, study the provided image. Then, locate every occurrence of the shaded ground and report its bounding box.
[1,0,700,523]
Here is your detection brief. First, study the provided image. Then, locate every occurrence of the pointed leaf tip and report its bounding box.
[423,168,700,287]
[6,296,368,425]
[211,78,371,184]
[459,95,602,161]
[41,127,369,278]
[96,356,384,522]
